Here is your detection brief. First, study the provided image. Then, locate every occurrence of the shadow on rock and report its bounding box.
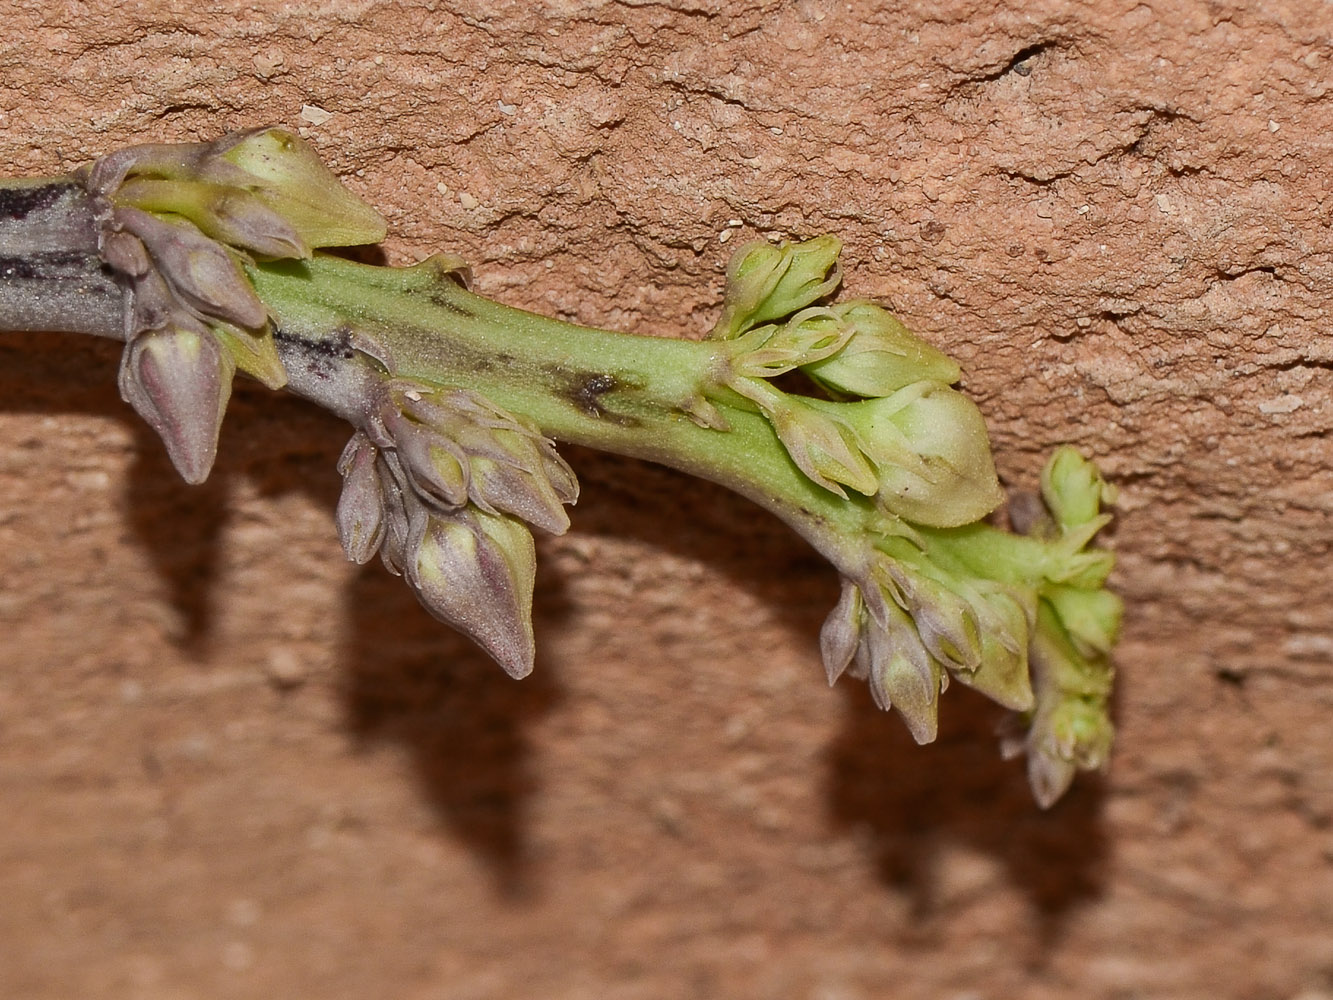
[4,333,1107,921]
[338,550,568,900]
[123,421,229,652]
[826,680,1110,953]
[559,444,839,632]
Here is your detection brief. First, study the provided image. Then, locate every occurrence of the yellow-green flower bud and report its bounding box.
[1040,446,1117,531]
[1044,584,1123,658]
[211,128,387,250]
[860,598,944,745]
[711,236,842,339]
[802,301,961,398]
[727,306,853,379]
[768,395,879,498]
[949,586,1035,711]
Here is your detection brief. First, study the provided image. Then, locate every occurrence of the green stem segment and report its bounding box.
[252,254,1052,588]
[250,256,882,571]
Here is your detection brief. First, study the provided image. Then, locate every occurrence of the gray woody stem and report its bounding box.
[0,180,125,338]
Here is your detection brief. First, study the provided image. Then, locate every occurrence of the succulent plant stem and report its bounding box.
[0,142,1118,805]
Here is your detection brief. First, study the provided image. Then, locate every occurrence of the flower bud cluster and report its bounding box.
[707,239,1118,801]
[1017,448,1120,806]
[80,128,386,483]
[820,552,1034,745]
[713,238,1003,528]
[818,447,1117,804]
[335,379,579,679]
[45,127,1119,806]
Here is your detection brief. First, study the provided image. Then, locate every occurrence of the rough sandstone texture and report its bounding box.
[1,2,1331,998]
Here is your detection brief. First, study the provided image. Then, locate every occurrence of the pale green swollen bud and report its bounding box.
[808,382,1003,528]
[212,127,387,250]
[802,301,961,398]
[949,588,1035,712]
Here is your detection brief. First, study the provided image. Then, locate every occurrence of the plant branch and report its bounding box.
[0,130,1121,806]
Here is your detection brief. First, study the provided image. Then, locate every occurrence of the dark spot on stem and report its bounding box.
[0,250,99,280]
[0,182,72,220]
[553,369,639,425]
[567,372,618,417]
[273,322,355,360]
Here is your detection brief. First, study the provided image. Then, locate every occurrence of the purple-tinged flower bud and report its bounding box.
[882,562,982,673]
[100,230,152,278]
[820,579,864,685]
[375,450,423,579]
[1025,691,1114,809]
[1021,602,1115,807]
[335,432,387,565]
[82,141,208,198]
[466,453,574,537]
[1025,741,1078,810]
[116,177,311,260]
[861,600,944,745]
[118,323,234,484]
[114,206,268,331]
[408,507,538,679]
[381,382,577,536]
[385,413,470,510]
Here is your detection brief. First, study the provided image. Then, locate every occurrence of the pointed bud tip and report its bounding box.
[119,326,234,485]
[216,127,388,248]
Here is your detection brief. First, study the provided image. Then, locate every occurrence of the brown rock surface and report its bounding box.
[1,2,1330,998]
